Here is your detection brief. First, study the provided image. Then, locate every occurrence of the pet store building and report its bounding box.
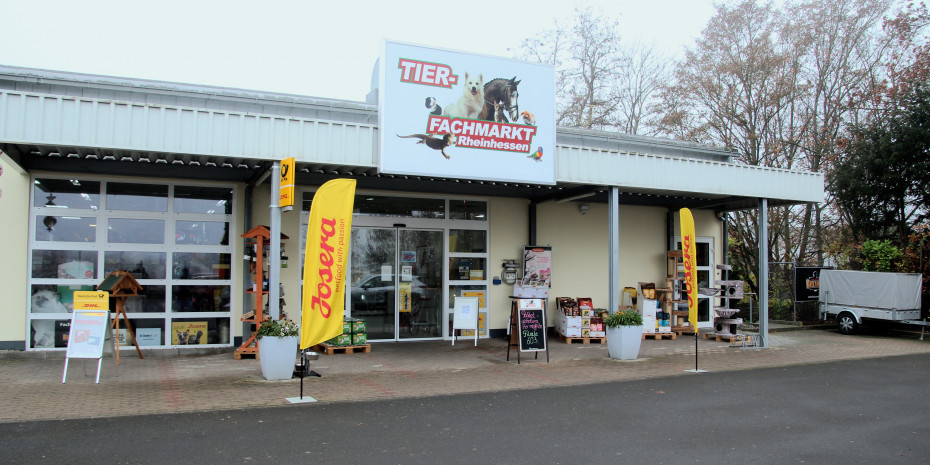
[0,42,823,352]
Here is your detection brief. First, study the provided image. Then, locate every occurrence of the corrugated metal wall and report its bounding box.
[0,89,378,166]
[556,145,823,204]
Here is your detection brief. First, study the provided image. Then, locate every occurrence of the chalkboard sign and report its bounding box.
[518,308,546,352]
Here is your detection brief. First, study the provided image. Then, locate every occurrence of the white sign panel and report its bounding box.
[65,310,109,359]
[379,41,556,185]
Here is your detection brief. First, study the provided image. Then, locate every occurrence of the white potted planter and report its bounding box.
[604,309,644,360]
[256,319,299,381]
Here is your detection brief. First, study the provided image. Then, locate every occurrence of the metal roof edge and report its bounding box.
[0,64,377,114]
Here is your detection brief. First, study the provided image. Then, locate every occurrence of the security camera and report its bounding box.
[579,204,589,215]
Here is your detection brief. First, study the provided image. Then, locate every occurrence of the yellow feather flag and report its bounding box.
[679,208,699,333]
[300,179,356,350]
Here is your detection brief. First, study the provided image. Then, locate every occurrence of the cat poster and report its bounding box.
[171,321,207,345]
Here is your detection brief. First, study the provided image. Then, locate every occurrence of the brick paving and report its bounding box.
[2,329,929,423]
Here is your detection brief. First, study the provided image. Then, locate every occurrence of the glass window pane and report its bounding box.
[172,285,231,312]
[449,230,487,253]
[105,251,167,279]
[352,195,445,218]
[449,257,486,281]
[696,242,710,267]
[29,317,72,349]
[108,218,165,244]
[32,250,98,279]
[699,297,710,322]
[31,284,95,313]
[123,286,166,313]
[35,216,96,242]
[172,253,232,280]
[698,270,711,289]
[449,200,487,220]
[170,317,230,344]
[32,178,100,210]
[106,182,168,212]
[174,186,233,214]
[175,221,230,245]
[448,285,487,309]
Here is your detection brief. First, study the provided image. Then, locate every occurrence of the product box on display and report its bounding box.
[638,299,659,334]
[556,313,582,337]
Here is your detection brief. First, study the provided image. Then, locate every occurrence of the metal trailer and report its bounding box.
[818,270,929,339]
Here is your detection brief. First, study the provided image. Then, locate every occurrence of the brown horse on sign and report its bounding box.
[479,77,520,123]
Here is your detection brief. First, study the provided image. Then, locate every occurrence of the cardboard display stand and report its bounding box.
[452,296,480,346]
[62,309,111,384]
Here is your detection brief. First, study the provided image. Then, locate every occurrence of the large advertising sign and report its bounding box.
[379,41,556,185]
[794,266,833,302]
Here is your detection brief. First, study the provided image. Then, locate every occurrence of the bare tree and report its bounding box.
[653,0,895,298]
[516,7,669,134]
[618,42,672,135]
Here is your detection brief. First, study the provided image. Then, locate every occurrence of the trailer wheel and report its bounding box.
[837,313,858,335]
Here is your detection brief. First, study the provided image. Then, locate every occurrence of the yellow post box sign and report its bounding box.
[73,291,109,310]
[279,157,296,208]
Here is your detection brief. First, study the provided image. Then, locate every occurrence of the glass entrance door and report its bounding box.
[676,237,714,328]
[349,227,442,340]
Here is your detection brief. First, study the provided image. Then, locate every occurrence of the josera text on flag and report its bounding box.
[300,179,356,350]
[679,208,698,333]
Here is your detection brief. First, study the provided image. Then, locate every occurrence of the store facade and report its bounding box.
[0,49,823,351]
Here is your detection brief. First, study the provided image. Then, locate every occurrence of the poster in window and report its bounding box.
[171,321,207,345]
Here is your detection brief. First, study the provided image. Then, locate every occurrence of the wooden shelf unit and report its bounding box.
[664,250,695,334]
[234,225,288,360]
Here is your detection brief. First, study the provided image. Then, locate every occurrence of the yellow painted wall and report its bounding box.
[487,197,530,331]
[536,201,611,321]
[0,155,30,347]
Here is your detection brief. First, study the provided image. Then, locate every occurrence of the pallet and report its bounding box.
[642,332,677,340]
[233,351,258,360]
[702,333,748,343]
[558,334,606,344]
[233,344,258,360]
[313,343,372,355]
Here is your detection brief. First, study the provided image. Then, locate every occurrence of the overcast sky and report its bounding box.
[1,0,717,102]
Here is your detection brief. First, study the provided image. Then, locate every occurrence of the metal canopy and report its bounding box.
[4,142,803,212]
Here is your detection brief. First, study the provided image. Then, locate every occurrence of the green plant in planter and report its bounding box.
[603,309,643,328]
[255,318,299,339]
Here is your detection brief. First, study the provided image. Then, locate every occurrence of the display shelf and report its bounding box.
[665,251,696,334]
[234,225,288,360]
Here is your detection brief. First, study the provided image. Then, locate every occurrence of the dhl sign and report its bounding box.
[74,290,109,310]
[279,157,296,208]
